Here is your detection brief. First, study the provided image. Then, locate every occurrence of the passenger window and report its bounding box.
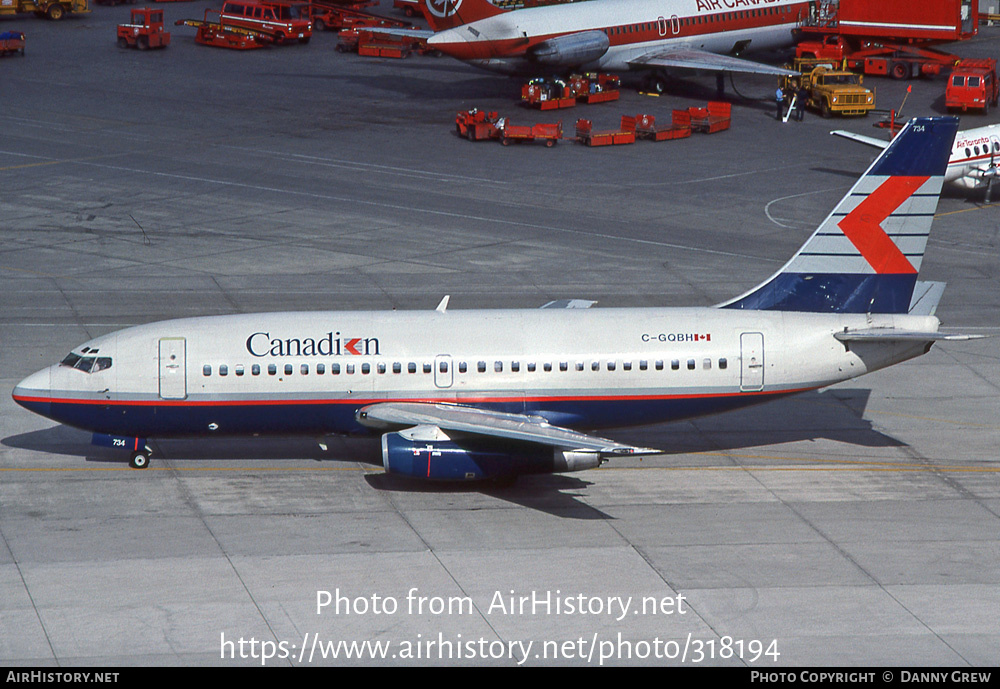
[639,360,647,371]
[300,364,308,375]
[494,361,503,373]
[591,361,599,371]
[607,361,616,371]
[478,361,486,373]
[268,364,277,375]
[458,362,467,373]
[559,362,568,371]
[408,362,416,373]
[511,362,519,372]
[543,362,552,372]
[284,364,293,375]
[719,358,728,370]
[655,360,663,370]
[203,365,212,376]
[362,363,371,374]
[332,363,340,375]
[252,364,260,376]
[527,363,536,372]
[439,361,448,373]
[687,359,695,370]
[235,364,244,376]
[317,363,325,374]
[623,362,632,371]
[576,362,584,371]
[377,363,386,374]
[392,362,401,373]
[703,358,712,370]
[347,364,355,375]
[423,363,432,374]
[671,360,680,370]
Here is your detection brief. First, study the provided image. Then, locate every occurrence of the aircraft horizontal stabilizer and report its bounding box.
[357,401,660,456]
[833,329,985,343]
[629,46,797,77]
[830,130,891,150]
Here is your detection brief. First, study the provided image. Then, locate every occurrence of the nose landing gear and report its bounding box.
[129,447,152,469]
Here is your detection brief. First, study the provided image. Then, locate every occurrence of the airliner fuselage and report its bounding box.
[14,308,937,440]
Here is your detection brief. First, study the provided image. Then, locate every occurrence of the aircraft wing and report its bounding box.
[628,46,797,77]
[357,401,659,455]
[360,27,434,39]
[831,130,891,149]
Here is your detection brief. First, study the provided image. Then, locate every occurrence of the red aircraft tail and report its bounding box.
[419,0,507,32]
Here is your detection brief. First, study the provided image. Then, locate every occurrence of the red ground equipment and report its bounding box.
[313,0,408,31]
[634,111,691,141]
[575,117,635,146]
[176,9,275,49]
[499,119,562,146]
[688,102,732,134]
[219,0,312,44]
[117,7,171,49]
[456,109,501,140]
[946,58,999,112]
[522,78,575,110]
[0,31,25,56]
[797,0,978,79]
[570,73,620,104]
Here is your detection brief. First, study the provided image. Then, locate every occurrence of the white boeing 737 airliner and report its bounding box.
[13,117,979,480]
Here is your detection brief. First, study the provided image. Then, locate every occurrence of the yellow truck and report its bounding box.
[0,0,90,20]
[784,63,876,117]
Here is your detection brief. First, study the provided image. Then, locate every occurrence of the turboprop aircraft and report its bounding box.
[833,122,1000,199]
[13,117,979,481]
[406,0,805,83]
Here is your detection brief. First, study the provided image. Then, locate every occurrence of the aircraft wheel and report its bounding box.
[129,449,151,469]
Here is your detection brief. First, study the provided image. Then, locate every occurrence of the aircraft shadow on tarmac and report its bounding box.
[1,388,899,519]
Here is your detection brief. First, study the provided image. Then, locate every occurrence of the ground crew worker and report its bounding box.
[775,85,785,120]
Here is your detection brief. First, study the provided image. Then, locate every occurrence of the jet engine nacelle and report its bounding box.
[381,431,602,481]
[528,30,610,67]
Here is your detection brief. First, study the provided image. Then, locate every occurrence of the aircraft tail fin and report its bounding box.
[419,0,507,32]
[720,117,959,314]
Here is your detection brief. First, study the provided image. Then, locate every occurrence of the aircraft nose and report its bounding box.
[12,366,53,418]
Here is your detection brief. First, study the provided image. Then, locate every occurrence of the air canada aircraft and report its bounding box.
[833,122,1000,198]
[409,0,805,81]
[13,117,981,481]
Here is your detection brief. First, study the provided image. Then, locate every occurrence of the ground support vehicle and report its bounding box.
[688,102,732,133]
[176,10,274,48]
[575,116,635,146]
[499,120,562,146]
[0,0,89,19]
[634,111,691,141]
[0,30,25,55]
[313,0,407,31]
[946,58,999,112]
[522,79,575,110]
[784,64,875,117]
[220,0,311,44]
[337,28,429,57]
[455,109,501,141]
[570,73,620,104]
[797,0,977,79]
[118,7,170,49]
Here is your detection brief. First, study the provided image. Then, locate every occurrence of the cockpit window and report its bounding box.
[60,352,112,373]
